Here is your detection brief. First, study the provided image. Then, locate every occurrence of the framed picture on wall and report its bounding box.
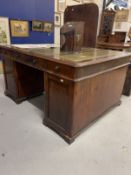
[43,22,53,32]
[103,0,128,10]
[10,20,29,37]
[115,9,129,22]
[55,12,61,26]
[32,20,43,31]
[58,0,66,12]
[0,17,10,45]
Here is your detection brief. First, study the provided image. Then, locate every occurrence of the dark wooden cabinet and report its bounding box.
[64,3,99,48]
[99,10,115,36]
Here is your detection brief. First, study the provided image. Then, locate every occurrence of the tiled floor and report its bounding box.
[0,74,131,175]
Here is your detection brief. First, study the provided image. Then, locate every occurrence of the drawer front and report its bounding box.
[3,50,75,79]
[47,61,74,79]
[4,51,47,70]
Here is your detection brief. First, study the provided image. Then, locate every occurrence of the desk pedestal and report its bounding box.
[3,57,44,103]
[44,67,127,143]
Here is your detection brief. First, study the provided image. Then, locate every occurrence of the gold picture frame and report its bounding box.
[55,12,61,26]
[58,0,66,12]
[32,20,43,32]
[10,20,29,37]
[115,9,129,22]
[43,22,54,32]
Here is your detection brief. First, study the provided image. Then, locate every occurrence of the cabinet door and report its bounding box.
[3,57,18,98]
[44,73,73,134]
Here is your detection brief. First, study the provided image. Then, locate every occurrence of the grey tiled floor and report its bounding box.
[0,74,131,175]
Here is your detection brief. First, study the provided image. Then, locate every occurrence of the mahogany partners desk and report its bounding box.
[0,46,131,143]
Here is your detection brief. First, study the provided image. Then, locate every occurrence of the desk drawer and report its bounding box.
[47,61,74,78]
[11,52,47,70]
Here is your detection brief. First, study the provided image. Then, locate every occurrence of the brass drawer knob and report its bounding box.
[60,79,64,83]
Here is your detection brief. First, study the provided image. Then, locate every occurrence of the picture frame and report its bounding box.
[58,0,66,12]
[55,12,61,27]
[103,0,128,10]
[0,17,10,45]
[10,20,29,37]
[43,22,54,32]
[115,9,129,22]
[32,20,43,31]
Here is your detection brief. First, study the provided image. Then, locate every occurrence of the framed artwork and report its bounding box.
[128,8,131,22]
[55,12,61,26]
[99,10,116,35]
[43,22,53,32]
[58,0,66,12]
[113,0,128,8]
[32,20,43,31]
[115,9,129,22]
[103,0,128,10]
[10,20,29,37]
[0,17,10,45]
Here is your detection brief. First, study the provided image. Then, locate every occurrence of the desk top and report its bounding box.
[0,45,131,67]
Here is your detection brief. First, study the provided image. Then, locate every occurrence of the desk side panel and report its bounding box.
[71,66,128,136]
